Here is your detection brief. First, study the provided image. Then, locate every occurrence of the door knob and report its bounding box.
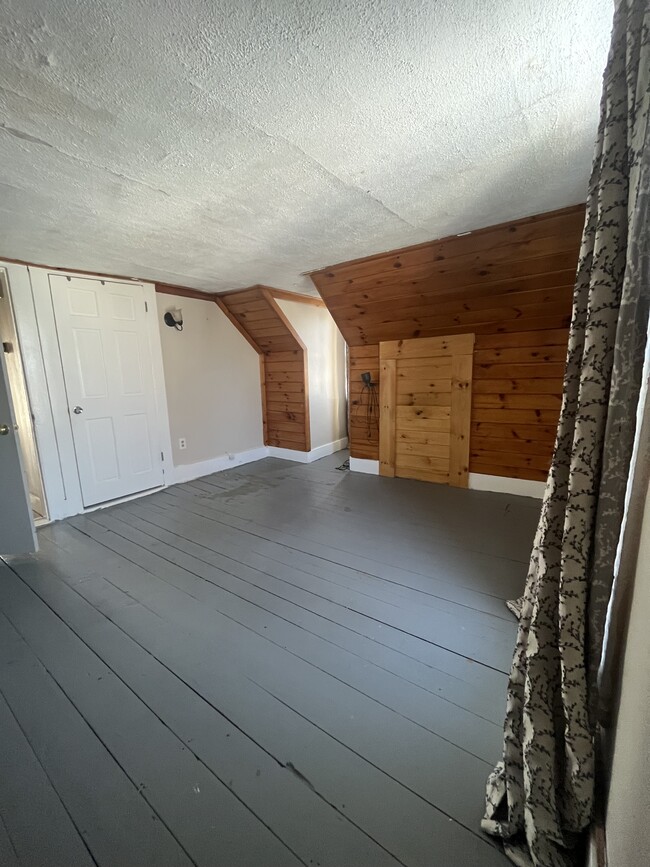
[73,406,84,415]
[0,424,9,436]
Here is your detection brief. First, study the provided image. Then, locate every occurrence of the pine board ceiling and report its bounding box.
[0,0,612,293]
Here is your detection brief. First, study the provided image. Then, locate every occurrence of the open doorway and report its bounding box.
[0,268,48,522]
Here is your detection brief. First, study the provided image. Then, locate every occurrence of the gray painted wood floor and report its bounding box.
[0,451,541,866]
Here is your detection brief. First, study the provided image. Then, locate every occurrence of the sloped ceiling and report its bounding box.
[0,0,612,293]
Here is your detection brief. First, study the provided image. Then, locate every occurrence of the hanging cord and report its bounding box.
[354,373,379,437]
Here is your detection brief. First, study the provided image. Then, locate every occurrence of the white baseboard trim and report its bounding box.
[172,438,348,482]
[268,437,349,464]
[267,446,312,463]
[469,472,546,499]
[171,446,268,484]
[347,462,544,494]
[309,437,348,460]
[349,457,380,475]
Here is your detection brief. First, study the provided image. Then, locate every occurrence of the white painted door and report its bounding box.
[51,276,164,507]
[0,339,37,553]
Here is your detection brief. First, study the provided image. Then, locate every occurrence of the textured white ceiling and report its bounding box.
[0,0,612,293]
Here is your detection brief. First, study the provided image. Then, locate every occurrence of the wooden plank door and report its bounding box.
[379,335,474,486]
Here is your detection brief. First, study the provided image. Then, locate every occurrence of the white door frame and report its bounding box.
[7,262,173,520]
[1,262,60,519]
[0,300,38,554]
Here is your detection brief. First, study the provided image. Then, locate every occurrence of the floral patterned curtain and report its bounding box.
[482,2,650,865]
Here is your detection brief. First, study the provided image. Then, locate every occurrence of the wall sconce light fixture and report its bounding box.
[164,308,183,331]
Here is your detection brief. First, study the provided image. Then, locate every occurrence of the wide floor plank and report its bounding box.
[9,553,399,867]
[77,509,504,759]
[40,522,495,837]
[0,561,299,867]
[0,691,93,867]
[1,451,536,866]
[0,602,193,867]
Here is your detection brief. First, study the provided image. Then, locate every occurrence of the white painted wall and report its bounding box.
[604,480,650,867]
[276,299,347,450]
[598,359,650,867]
[157,293,264,475]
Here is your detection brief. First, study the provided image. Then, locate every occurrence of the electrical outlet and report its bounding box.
[178,437,187,450]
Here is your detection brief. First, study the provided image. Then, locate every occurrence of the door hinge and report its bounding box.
[160,451,164,462]
[145,301,149,312]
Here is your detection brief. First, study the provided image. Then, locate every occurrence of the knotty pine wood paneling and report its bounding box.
[348,345,381,459]
[311,206,584,480]
[219,286,310,451]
